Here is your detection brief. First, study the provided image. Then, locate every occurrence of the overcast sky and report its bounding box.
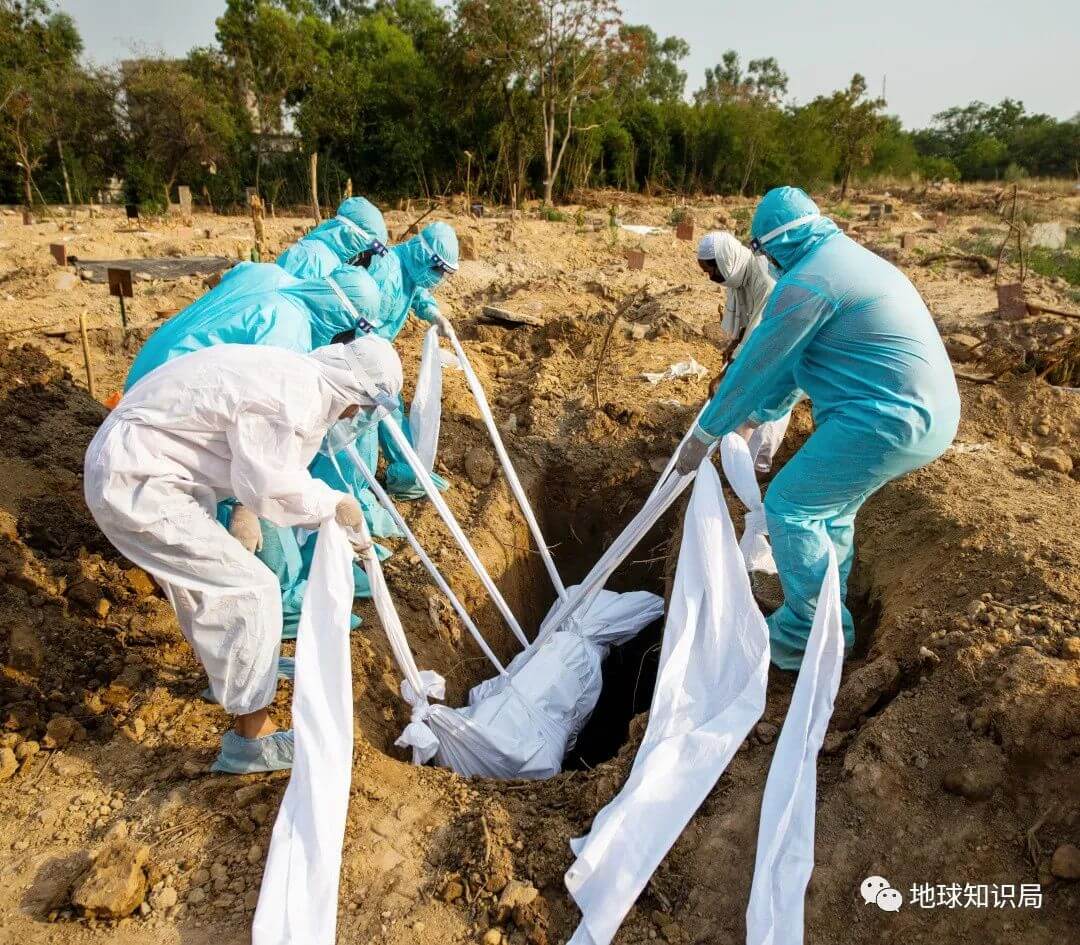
[59,0,1079,129]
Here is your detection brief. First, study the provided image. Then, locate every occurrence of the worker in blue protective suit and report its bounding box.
[124,264,397,636]
[377,221,458,497]
[276,196,389,279]
[316,220,460,500]
[675,187,960,670]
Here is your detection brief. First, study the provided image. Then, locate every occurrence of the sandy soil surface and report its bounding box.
[1,186,1078,945]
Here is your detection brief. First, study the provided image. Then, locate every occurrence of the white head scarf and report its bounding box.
[309,335,403,416]
[698,231,753,288]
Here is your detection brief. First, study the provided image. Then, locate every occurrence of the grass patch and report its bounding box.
[541,206,568,223]
[957,232,1080,288]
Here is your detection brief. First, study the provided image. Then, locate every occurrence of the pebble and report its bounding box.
[464,447,496,488]
[1035,447,1073,474]
[186,887,206,905]
[1050,844,1080,880]
[1062,637,1080,660]
[150,886,178,910]
[246,843,263,866]
[0,747,17,782]
[190,868,210,886]
[754,722,778,744]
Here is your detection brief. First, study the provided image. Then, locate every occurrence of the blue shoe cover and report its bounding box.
[211,729,295,774]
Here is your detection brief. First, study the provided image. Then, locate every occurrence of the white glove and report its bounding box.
[335,497,373,556]
[228,504,263,553]
[675,434,711,477]
[433,312,453,340]
[335,496,364,529]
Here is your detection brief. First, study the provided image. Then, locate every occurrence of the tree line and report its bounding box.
[2,0,1077,212]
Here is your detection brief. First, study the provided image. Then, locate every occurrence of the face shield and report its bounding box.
[749,212,820,275]
[320,397,395,457]
[413,232,459,290]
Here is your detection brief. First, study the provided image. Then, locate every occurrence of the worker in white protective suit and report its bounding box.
[84,337,403,774]
[697,231,792,472]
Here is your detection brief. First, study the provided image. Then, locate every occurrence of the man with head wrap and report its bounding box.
[696,230,791,472]
[85,337,402,773]
[677,187,959,671]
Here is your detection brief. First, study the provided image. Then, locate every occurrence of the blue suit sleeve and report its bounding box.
[412,288,439,322]
[696,281,833,440]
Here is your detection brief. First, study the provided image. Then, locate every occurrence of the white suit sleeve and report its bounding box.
[227,415,343,528]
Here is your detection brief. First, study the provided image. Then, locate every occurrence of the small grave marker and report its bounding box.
[676,219,694,241]
[459,233,478,261]
[996,283,1026,320]
[49,243,68,266]
[625,249,646,270]
[125,204,139,221]
[900,233,921,251]
[868,204,883,221]
[107,266,133,328]
[470,202,484,218]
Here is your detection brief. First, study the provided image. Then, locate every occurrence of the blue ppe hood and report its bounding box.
[276,197,388,278]
[395,221,459,293]
[750,187,840,274]
[125,266,381,390]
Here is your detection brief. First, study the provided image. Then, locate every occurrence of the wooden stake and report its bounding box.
[249,193,265,262]
[79,310,96,400]
[309,152,321,225]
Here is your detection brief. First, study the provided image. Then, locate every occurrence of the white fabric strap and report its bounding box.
[253,521,355,945]
[334,214,372,242]
[719,433,777,574]
[746,413,791,473]
[409,326,443,472]
[756,213,819,247]
[337,441,507,675]
[543,408,720,637]
[380,415,530,648]
[565,464,770,945]
[446,327,568,601]
[325,274,363,324]
[746,546,844,945]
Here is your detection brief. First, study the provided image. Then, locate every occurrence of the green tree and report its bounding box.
[216,0,327,193]
[814,73,886,198]
[119,57,243,209]
[0,0,82,207]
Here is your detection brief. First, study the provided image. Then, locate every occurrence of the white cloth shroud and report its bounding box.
[408,325,443,472]
[746,412,791,473]
[720,432,777,574]
[434,587,664,779]
[253,520,356,945]
[641,358,709,386]
[746,545,844,945]
[565,464,770,945]
[355,414,666,779]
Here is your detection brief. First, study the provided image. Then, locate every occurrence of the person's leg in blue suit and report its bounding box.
[379,394,448,499]
[763,419,940,670]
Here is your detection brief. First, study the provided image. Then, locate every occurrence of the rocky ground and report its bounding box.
[0,186,1078,945]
